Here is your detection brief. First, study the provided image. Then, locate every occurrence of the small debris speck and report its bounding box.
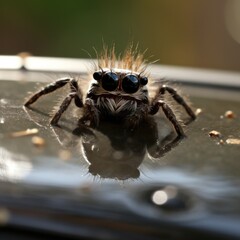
[0,117,4,124]
[9,128,39,138]
[217,139,224,145]
[224,110,235,119]
[195,108,202,116]
[31,136,45,147]
[0,99,8,105]
[208,130,221,138]
[226,138,240,145]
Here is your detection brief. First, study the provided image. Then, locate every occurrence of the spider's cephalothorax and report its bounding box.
[24,47,196,136]
[83,68,149,126]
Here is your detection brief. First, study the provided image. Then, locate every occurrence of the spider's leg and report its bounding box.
[24,77,73,106]
[149,100,185,137]
[50,92,77,125]
[79,99,100,128]
[147,135,182,159]
[69,78,83,108]
[154,85,196,120]
[50,79,83,125]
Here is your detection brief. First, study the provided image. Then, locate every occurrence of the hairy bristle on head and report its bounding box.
[97,44,148,74]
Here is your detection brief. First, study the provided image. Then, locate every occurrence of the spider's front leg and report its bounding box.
[157,85,196,120]
[50,79,83,125]
[149,100,185,137]
[24,77,73,106]
[24,78,83,125]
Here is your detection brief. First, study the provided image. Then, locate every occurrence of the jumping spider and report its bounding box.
[24,48,196,137]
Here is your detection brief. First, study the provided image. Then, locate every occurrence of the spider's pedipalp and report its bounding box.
[79,98,100,128]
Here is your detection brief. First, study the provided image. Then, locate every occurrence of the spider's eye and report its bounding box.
[122,74,140,94]
[140,76,148,85]
[102,72,119,91]
[93,71,102,81]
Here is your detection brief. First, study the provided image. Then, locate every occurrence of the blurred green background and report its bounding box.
[1,0,240,71]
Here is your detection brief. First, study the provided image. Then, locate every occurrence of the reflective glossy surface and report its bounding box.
[0,67,240,239]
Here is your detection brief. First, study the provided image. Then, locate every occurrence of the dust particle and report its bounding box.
[9,128,39,138]
[226,138,240,145]
[224,110,235,119]
[217,139,224,145]
[208,130,221,138]
[195,108,202,116]
[31,136,45,147]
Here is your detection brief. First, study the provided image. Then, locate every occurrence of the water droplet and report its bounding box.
[0,117,4,124]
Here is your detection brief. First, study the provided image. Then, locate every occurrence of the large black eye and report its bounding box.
[122,75,140,93]
[101,72,119,91]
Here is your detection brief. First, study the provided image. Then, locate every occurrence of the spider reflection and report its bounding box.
[51,117,182,181]
[24,104,183,180]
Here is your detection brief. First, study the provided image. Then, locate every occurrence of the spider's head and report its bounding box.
[91,68,148,100]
